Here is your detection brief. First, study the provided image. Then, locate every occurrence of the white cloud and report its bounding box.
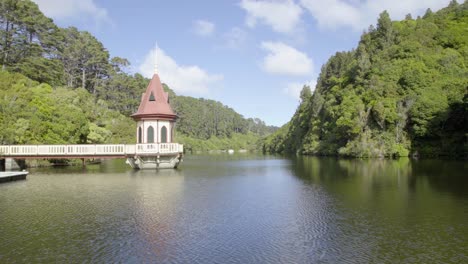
[240,0,303,34]
[260,41,313,76]
[223,27,248,50]
[33,0,110,24]
[284,80,317,100]
[300,0,460,31]
[193,20,215,36]
[139,47,223,95]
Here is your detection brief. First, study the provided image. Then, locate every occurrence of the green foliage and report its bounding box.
[87,123,112,144]
[0,0,61,82]
[177,132,261,153]
[261,123,291,153]
[170,95,275,140]
[263,2,468,158]
[0,0,277,152]
[59,27,110,93]
[0,71,133,145]
[0,72,88,144]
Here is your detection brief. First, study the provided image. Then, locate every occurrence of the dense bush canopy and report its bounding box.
[263,2,467,157]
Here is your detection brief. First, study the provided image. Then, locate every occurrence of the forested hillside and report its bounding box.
[0,71,134,145]
[0,0,275,151]
[263,1,467,157]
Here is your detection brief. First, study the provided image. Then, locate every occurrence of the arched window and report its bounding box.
[161,126,167,143]
[138,127,142,143]
[147,126,154,143]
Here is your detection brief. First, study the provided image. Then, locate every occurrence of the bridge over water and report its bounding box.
[0,143,184,170]
[1,72,185,170]
[0,143,183,159]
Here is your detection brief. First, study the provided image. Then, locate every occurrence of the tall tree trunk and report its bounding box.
[2,21,10,71]
[82,68,85,89]
[93,71,99,94]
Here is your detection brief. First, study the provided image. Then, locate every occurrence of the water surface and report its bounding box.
[0,155,467,263]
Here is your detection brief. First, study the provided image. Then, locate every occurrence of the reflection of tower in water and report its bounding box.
[128,169,186,261]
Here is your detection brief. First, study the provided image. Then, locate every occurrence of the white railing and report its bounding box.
[0,143,183,157]
[136,143,183,154]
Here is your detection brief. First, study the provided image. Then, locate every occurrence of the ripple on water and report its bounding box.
[1,157,467,263]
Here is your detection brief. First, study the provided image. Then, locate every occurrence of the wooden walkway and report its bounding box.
[0,143,183,159]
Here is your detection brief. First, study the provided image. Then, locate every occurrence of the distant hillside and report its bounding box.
[169,92,276,138]
[263,1,467,157]
[0,0,276,151]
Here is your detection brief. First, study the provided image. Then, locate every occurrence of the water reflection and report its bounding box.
[290,156,468,197]
[0,156,466,263]
[289,156,468,263]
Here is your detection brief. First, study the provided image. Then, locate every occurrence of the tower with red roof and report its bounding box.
[126,67,183,169]
[131,73,177,144]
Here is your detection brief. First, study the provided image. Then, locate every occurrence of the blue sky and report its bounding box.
[32,0,457,126]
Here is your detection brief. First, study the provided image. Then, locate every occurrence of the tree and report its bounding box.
[376,10,395,49]
[110,56,130,73]
[423,8,434,19]
[59,27,109,93]
[0,0,60,79]
[300,85,312,102]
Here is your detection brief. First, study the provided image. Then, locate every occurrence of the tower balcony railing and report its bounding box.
[135,143,183,154]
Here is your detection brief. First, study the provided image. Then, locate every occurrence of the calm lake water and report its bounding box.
[0,155,467,263]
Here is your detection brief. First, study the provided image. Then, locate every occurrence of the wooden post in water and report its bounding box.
[81,158,86,167]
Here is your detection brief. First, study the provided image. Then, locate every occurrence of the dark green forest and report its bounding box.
[263,1,467,158]
[0,0,275,152]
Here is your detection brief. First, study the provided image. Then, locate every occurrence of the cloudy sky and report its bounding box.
[32,0,458,126]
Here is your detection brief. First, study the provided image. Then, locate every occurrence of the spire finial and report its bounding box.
[154,42,159,75]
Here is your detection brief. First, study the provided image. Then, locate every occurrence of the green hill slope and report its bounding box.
[263,2,467,158]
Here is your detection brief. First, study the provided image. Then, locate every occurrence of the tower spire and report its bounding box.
[154,42,159,75]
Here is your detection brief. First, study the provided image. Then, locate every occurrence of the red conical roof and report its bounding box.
[131,74,177,120]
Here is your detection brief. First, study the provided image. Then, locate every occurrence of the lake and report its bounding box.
[0,154,467,263]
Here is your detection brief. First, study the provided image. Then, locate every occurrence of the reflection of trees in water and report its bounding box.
[410,159,468,199]
[337,158,413,195]
[290,156,467,199]
[289,156,468,263]
[291,156,412,187]
[290,156,413,210]
[290,156,348,182]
